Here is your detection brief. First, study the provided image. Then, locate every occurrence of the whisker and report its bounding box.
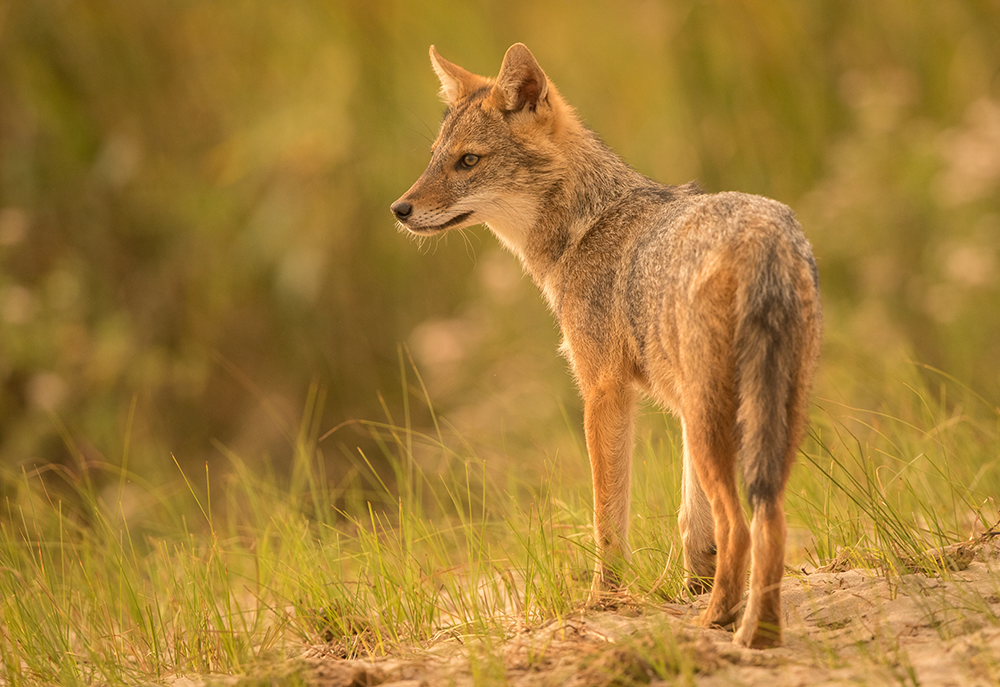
[457,227,479,265]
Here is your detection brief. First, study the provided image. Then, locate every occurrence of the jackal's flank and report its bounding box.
[391,43,822,649]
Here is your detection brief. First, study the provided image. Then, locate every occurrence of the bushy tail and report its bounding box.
[734,240,817,511]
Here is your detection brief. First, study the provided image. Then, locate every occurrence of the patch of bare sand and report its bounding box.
[267,536,1000,686]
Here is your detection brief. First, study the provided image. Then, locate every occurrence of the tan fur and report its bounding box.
[392,44,822,649]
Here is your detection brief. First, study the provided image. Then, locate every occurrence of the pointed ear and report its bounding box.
[491,43,549,113]
[429,45,488,105]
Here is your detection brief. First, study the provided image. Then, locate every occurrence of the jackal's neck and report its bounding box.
[512,121,648,311]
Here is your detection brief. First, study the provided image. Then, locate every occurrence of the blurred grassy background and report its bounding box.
[1,0,999,495]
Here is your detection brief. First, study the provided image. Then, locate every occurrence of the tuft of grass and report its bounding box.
[575,621,718,687]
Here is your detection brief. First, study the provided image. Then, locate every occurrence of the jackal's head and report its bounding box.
[391,43,571,255]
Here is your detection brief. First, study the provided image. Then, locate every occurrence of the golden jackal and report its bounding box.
[391,43,821,649]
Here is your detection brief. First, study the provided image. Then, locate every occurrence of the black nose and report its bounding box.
[391,200,413,221]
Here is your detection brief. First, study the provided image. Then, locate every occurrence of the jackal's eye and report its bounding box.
[458,153,480,170]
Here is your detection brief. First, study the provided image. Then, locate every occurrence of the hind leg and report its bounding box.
[680,381,749,628]
[679,420,716,594]
[733,498,786,647]
[686,418,750,629]
[675,273,749,628]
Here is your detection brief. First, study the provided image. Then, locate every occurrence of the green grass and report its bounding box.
[790,362,1000,573]
[1,362,998,685]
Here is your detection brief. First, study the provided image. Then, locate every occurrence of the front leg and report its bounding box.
[582,380,637,604]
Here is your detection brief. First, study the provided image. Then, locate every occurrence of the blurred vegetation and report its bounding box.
[1,0,999,492]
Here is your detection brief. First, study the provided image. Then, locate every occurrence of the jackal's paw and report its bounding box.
[697,599,739,630]
[733,618,782,649]
[682,545,716,595]
[684,575,713,596]
[585,586,633,610]
[586,572,625,609]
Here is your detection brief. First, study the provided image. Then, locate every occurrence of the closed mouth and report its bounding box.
[407,211,474,234]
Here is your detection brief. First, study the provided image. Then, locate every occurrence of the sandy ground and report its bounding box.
[187,534,1000,686]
